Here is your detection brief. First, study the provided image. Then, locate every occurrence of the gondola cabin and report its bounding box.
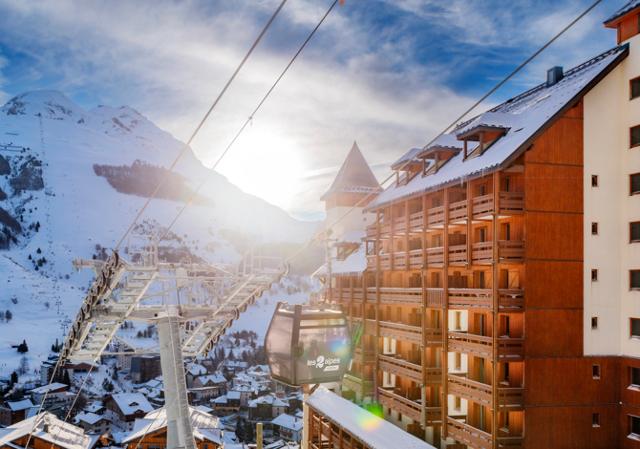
[265,303,352,387]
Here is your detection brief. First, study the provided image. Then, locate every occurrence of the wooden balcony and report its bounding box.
[497,436,524,448]
[425,327,443,346]
[427,246,444,265]
[379,354,422,382]
[394,252,407,270]
[379,320,422,344]
[472,240,524,264]
[472,192,524,220]
[409,211,424,232]
[498,288,524,311]
[408,249,423,269]
[375,287,422,305]
[449,200,468,223]
[448,244,467,265]
[351,317,376,335]
[379,253,391,270]
[353,347,376,364]
[426,287,444,307]
[448,288,492,309]
[343,372,374,396]
[447,418,492,449]
[448,332,524,361]
[378,388,422,423]
[427,205,445,228]
[448,374,492,407]
[498,385,525,409]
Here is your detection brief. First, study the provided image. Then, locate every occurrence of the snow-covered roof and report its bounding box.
[109,393,153,416]
[321,142,381,200]
[391,147,422,170]
[195,405,213,414]
[74,412,107,426]
[454,111,515,138]
[0,412,95,449]
[213,395,228,404]
[604,0,640,24]
[306,388,435,449]
[84,402,104,414]
[123,406,221,444]
[7,399,34,411]
[368,44,629,210]
[227,391,242,400]
[249,394,288,408]
[271,413,303,432]
[196,373,227,385]
[187,363,208,376]
[29,382,67,394]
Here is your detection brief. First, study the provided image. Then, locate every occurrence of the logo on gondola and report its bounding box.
[307,355,341,372]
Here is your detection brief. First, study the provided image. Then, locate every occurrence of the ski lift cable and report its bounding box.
[281,0,604,268]
[114,0,290,251]
[156,0,341,243]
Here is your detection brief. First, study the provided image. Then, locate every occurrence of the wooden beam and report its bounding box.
[491,171,500,449]
[441,187,450,440]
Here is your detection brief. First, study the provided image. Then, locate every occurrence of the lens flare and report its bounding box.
[355,406,384,431]
[329,337,351,358]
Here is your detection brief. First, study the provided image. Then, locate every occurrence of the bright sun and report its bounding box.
[216,128,304,211]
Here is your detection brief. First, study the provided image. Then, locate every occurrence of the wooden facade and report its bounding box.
[124,428,221,449]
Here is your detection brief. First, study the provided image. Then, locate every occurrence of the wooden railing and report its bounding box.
[427,246,444,265]
[497,436,524,448]
[379,320,422,344]
[498,385,525,408]
[448,288,492,309]
[408,249,423,269]
[343,372,374,396]
[498,336,524,360]
[447,418,492,449]
[448,244,468,264]
[448,374,492,407]
[449,200,468,222]
[471,240,524,263]
[472,194,494,218]
[426,288,444,307]
[394,252,407,270]
[378,354,422,382]
[378,388,422,423]
[498,288,524,310]
[409,211,424,231]
[427,205,445,227]
[471,241,493,263]
[499,191,524,214]
[379,253,391,270]
[448,332,493,358]
[374,287,422,305]
[425,327,443,345]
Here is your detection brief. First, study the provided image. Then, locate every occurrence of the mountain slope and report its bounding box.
[0,90,318,377]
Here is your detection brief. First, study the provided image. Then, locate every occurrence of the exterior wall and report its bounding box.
[325,204,376,242]
[584,32,640,357]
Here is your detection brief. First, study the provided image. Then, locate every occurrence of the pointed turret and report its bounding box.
[321,141,380,207]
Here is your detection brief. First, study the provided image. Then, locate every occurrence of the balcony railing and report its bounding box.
[448,288,492,309]
[379,354,422,382]
[375,287,422,305]
[497,336,524,361]
[353,347,376,363]
[447,418,492,449]
[409,211,424,232]
[448,374,492,407]
[472,240,524,264]
[426,288,444,307]
[343,372,374,396]
[472,192,524,220]
[427,206,445,228]
[498,288,524,310]
[449,200,468,223]
[408,249,423,269]
[449,244,467,265]
[394,252,407,270]
[379,321,422,344]
[427,246,444,265]
[448,332,524,360]
[378,388,422,423]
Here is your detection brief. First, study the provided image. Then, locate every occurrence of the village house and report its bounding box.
[0,399,34,426]
[104,393,154,431]
[271,413,303,443]
[248,394,288,421]
[0,412,98,449]
[189,372,227,403]
[73,412,112,435]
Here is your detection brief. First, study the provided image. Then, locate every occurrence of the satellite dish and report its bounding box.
[265,302,352,387]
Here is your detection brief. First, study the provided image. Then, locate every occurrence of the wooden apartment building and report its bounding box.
[319,2,640,448]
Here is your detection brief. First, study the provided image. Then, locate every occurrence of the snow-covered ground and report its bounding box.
[0,90,319,378]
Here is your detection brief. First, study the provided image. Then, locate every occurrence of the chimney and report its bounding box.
[547,66,564,86]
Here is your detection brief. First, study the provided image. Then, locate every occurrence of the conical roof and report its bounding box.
[321,142,380,200]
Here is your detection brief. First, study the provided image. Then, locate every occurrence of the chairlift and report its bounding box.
[265,302,352,387]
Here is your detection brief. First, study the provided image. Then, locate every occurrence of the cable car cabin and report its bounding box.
[265,303,352,387]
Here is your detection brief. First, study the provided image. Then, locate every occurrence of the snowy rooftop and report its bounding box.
[7,398,34,411]
[123,406,221,444]
[0,412,95,449]
[110,393,153,416]
[29,382,68,394]
[604,0,640,23]
[74,412,107,426]
[187,363,208,376]
[306,388,435,449]
[369,44,629,210]
[271,413,303,432]
[196,373,227,385]
[249,394,288,408]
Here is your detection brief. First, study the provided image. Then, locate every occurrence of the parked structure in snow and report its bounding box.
[320,3,640,447]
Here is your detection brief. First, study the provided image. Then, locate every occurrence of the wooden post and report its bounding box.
[257,422,263,449]
[491,171,500,449]
[466,180,473,268]
[405,200,410,272]
[374,208,382,402]
[441,188,450,442]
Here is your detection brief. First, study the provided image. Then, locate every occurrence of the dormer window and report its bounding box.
[457,126,508,159]
[416,146,461,175]
[391,147,422,186]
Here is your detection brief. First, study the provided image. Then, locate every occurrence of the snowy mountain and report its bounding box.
[0,90,318,377]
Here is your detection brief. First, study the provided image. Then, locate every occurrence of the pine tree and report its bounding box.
[5,310,11,321]
[10,371,18,385]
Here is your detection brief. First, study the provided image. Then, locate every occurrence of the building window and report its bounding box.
[632,173,640,195]
[632,270,640,290]
[593,413,600,427]
[631,318,640,338]
[630,415,640,439]
[630,367,640,388]
[592,222,598,235]
[591,317,598,330]
[592,175,599,187]
[591,269,598,282]
[631,125,640,148]
[593,364,601,379]
[632,77,640,100]
[632,222,640,243]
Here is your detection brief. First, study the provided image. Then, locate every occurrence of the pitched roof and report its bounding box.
[306,388,435,449]
[271,413,303,432]
[123,406,221,444]
[604,0,640,24]
[110,393,153,416]
[0,412,95,449]
[368,44,629,210]
[7,399,34,411]
[321,142,381,200]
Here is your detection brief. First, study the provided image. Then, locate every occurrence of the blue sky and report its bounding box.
[0,0,626,220]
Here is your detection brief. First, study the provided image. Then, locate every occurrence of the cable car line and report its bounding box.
[114,0,289,251]
[156,0,341,243]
